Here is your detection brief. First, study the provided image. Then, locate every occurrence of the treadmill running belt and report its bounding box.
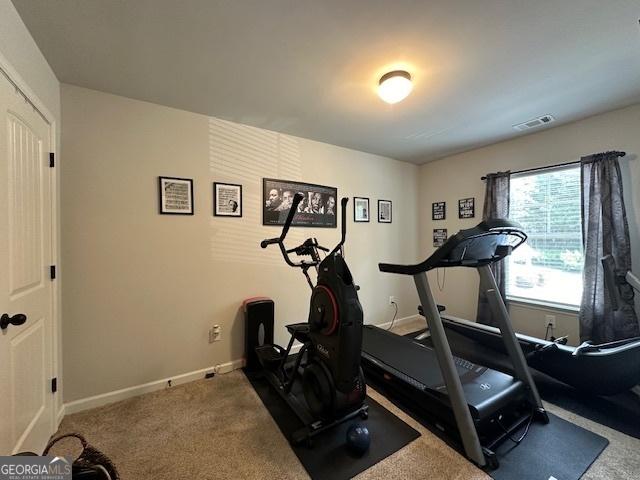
[362,325,526,421]
[362,325,475,387]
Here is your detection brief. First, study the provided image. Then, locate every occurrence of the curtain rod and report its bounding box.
[480,151,627,180]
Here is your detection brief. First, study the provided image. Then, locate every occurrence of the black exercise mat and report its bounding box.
[245,369,420,480]
[491,412,608,480]
[365,373,607,479]
[534,375,640,439]
[411,328,640,439]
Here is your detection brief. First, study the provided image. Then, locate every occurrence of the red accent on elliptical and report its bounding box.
[315,285,339,335]
[242,297,272,312]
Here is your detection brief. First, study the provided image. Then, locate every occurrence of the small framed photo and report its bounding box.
[354,197,370,222]
[434,228,448,247]
[214,182,242,217]
[458,197,475,219]
[158,176,194,215]
[432,201,446,220]
[378,199,392,223]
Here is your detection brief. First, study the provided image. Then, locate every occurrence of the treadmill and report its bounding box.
[362,219,549,469]
[408,254,640,396]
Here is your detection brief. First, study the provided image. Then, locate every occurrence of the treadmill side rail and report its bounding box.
[478,265,548,422]
[414,272,488,467]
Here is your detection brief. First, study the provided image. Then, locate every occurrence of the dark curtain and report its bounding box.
[580,152,639,343]
[476,171,511,325]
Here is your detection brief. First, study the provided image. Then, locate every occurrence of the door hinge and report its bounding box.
[49,152,55,168]
[50,265,56,280]
[51,377,58,393]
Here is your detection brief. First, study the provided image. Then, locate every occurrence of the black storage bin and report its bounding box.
[243,297,275,372]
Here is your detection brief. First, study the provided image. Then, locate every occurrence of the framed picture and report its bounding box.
[458,197,475,219]
[378,199,392,223]
[354,197,370,222]
[433,228,448,247]
[214,182,242,217]
[263,178,337,228]
[432,201,446,220]
[158,176,194,215]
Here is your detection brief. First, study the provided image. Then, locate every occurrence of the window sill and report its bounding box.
[506,296,580,314]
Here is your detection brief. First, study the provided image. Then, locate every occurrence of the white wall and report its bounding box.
[419,104,640,345]
[61,84,419,403]
[0,0,62,415]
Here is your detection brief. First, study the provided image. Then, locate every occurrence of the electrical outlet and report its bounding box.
[545,315,556,329]
[209,325,221,343]
[389,296,397,305]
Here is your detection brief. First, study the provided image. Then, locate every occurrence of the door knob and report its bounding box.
[0,313,27,330]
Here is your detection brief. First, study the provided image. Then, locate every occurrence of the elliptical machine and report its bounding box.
[254,193,368,445]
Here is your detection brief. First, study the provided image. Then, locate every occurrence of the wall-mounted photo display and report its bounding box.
[458,197,475,219]
[433,228,448,247]
[263,178,337,228]
[432,201,446,220]
[158,176,194,215]
[378,199,392,223]
[354,197,370,222]
[214,182,242,217]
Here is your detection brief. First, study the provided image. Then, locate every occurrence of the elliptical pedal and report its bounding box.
[255,344,286,369]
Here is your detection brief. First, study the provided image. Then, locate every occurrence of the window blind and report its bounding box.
[506,166,583,307]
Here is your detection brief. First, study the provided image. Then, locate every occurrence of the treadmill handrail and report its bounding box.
[379,219,526,276]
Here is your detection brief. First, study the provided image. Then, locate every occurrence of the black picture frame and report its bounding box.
[378,199,392,223]
[458,197,475,219]
[432,201,446,220]
[158,176,194,215]
[213,182,242,217]
[433,228,448,247]
[262,178,337,228]
[353,197,370,222]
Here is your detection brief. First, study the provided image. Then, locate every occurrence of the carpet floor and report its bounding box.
[54,372,486,480]
[52,320,640,479]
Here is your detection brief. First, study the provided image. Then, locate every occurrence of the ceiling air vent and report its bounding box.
[513,115,555,131]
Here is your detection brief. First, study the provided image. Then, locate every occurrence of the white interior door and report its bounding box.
[0,73,54,455]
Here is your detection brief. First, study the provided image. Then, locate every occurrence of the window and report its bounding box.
[506,166,583,308]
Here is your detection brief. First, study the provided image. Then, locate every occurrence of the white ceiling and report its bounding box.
[12,0,640,163]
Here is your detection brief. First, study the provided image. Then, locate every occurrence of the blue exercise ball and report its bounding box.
[346,423,371,455]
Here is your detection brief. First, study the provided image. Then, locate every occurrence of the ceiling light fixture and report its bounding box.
[378,70,413,104]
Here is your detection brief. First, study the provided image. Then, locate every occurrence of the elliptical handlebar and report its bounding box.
[261,192,304,249]
[261,194,350,268]
[329,197,349,256]
[280,192,303,241]
[260,193,312,268]
[260,237,279,248]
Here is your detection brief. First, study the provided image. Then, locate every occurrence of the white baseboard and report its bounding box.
[64,358,244,415]
[56,405,65,428]
[61,318,421,418]
[374,314,423,330]
[215,358,245,375]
